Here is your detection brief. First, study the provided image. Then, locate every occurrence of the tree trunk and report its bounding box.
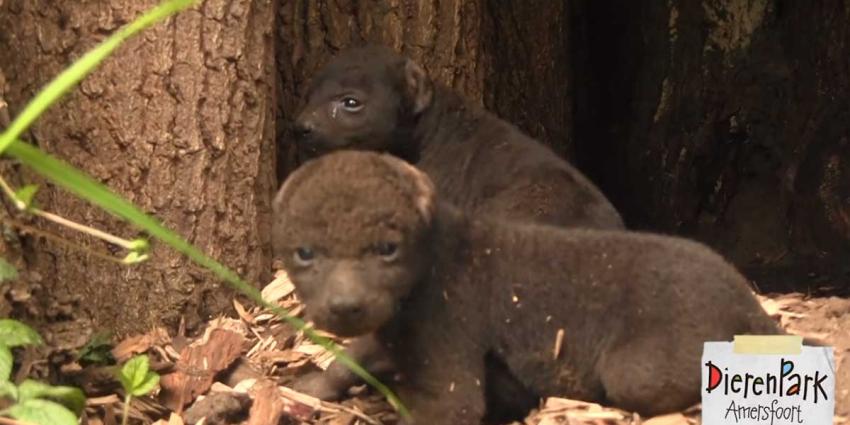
[481,0,572,159]
[275,0,574,176]
[0,0,277,337]
[575,0,850,288]
[3,0,845,341]
[0,66,31,321]
[278,0,849,289]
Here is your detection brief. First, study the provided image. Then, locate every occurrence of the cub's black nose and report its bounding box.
[328,296,364,319]
[293,121,313,140]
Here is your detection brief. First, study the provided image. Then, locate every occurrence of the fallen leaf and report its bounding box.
[159,328,246,412]
[112,328,170,362]
[247,380,288,425]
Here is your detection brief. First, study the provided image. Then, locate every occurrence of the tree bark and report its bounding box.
[481,0,573,158]
[575,0,850,287]
[0,66,30,321]
[0,0,277,336]
[275,0,574,176]
[4,0,845,340]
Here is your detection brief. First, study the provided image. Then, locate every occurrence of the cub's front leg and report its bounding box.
[395,358,486,425]
[292,334,393,400]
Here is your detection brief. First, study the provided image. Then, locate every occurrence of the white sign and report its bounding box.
[701,342,835,424]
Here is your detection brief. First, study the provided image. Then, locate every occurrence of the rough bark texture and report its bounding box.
[276,0,573,176]
[0,66,30,321]
[575,1,850,289]
[481,1,572,159]
[0,0,277,336]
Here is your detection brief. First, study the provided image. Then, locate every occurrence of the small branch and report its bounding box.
[0,216,127,264]
[0,417,31,425]
[30,208,136,249]
[0,174,22,209]
[0,174,141,251]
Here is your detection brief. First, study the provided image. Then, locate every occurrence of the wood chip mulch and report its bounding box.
[70,272,846,425]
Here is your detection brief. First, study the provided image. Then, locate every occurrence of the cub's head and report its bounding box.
[272,151,436,337]
[293,45,433,161]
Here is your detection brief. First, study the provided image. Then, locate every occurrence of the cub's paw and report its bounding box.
[291,372,345,401]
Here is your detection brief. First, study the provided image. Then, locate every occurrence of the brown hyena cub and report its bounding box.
[292,45,624,230]
[272,151,784,424]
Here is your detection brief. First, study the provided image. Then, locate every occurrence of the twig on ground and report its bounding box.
[0,173,144,252]
[0,216,129,264]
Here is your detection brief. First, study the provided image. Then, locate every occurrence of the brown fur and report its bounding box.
[273,151,783,424]
[292,45,624,230]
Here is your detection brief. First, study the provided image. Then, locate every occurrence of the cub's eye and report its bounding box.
[340,96,364,112]
[294,247,316,266]
[374,242,400,262]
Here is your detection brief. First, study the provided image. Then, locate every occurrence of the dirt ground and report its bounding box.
[757,292,850,418]
[30,271,850,425]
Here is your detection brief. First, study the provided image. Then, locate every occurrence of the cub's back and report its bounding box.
[472,222,779,404]
[419,111,624,229]
[476,223,777,346]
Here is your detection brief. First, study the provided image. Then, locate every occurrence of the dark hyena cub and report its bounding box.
[291,45,626,421]
[292,45,624,230]
[273,151,784,424]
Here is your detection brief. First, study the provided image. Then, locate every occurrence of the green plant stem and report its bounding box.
[0,175,23,209]
[3,140,411,419]
[121,394,132,425]
[0,174,139,250]
[31,209,137,250]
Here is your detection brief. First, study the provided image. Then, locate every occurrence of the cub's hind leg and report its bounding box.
[596,335,701,416]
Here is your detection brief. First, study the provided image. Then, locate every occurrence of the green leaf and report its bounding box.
[118,355,150,394]
[0,319,43,348]
[0,344,11,382]
[0,379,17,400]
[131,372,159,397]
[17,380,86,414]
[0,0,198,155]
[77,332,115,366]
[127,238,150,253]
[0,257,18,283]
[5,398,78,425]
[14,184,39,210]
[121,251,149,264]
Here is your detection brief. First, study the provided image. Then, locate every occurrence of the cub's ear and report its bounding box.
[382,154,436,224]
[270,178,292,259]
[271,164,315,259]
[272,175,297,215]
[273,161,317,214]
[404,59,434,115]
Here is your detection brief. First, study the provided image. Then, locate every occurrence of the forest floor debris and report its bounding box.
[57,271,850,424]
